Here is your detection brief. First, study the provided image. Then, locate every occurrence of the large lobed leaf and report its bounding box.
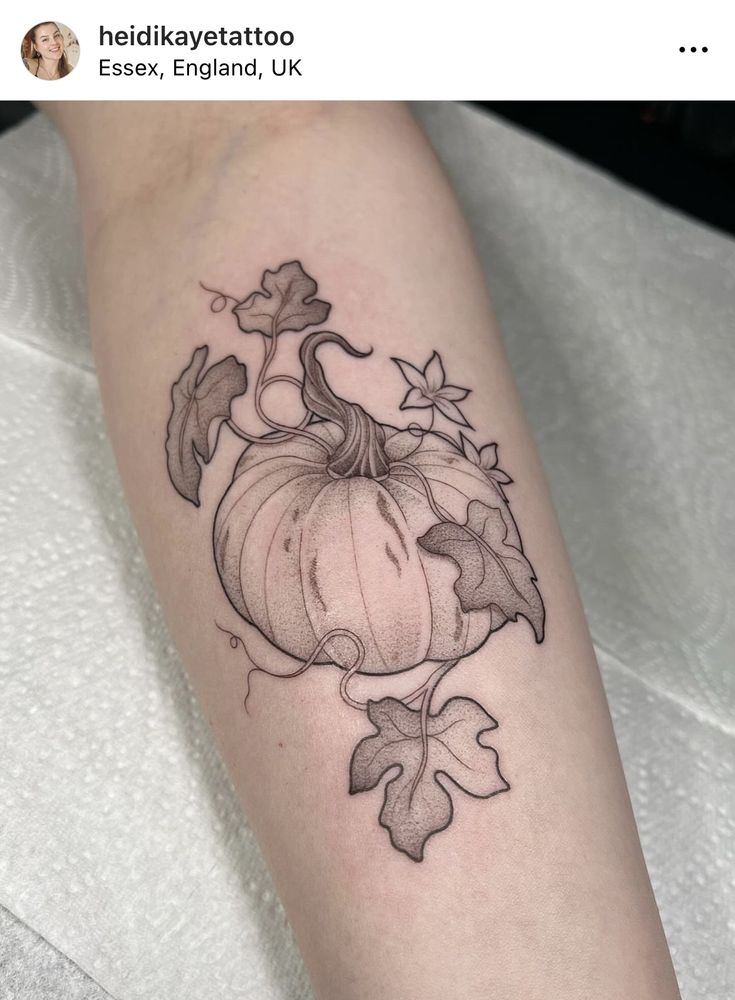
[166,346,247,506]
[233,260,330,337]
[418,500,545,642]
[350,696,508,861]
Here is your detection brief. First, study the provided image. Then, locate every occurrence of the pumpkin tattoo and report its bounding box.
[165,260,545,861]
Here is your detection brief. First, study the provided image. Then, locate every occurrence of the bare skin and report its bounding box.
[42,101,681,1000]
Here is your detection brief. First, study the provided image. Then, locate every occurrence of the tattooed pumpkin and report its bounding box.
[213,332,529,673]
[166,261,545,861]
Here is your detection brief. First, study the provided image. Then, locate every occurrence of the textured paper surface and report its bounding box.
[0,905,111,999]
[0,105,733,999]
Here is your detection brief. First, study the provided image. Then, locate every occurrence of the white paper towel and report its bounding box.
[0,904,111,999]
[0,104,733,1000]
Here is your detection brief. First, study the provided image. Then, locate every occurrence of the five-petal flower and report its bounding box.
[392,352,472,427]
[460,433,513,498]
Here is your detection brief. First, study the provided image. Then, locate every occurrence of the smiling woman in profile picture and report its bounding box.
[22,22,76,80]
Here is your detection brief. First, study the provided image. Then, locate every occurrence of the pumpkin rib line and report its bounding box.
[389,467,479,512]
[347,479,389,673]
[412,464,516,545]
[215,455,323,551]
[237,470,326,636]
[385,475,472,659]
[298,478,341,658]
[237,451,325,476]
[409,460,494,496]
[239,468,326,557]
[232,420,337,477]
[217,455,324,536]
[374,490,410,559]
[378,479,433,668]
[406,446,457,458]
[227,463,324,540]
[262,480,324,646]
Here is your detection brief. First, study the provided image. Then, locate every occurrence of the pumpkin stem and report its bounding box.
[300,331,391,480]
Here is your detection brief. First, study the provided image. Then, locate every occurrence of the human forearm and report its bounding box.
[47,100,680,1000]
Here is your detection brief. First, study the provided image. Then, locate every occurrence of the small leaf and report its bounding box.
[166,346,247,506]
[232,260,330,337]
[350,696,508,861]
[418,500,545,641]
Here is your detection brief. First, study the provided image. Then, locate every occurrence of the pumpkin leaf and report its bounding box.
[350,696,508,861]
[418,500,545,642]
[166,346,247,506]
[233,260,331,337]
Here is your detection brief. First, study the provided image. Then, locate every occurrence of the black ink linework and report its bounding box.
[165,260,546,861]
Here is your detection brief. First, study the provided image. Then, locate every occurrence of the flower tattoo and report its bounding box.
[460,433,513,499]
[392,352,472,427]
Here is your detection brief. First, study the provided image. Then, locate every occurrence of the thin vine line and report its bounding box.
[200,282,329,451]
[410,658,459,802]
[215,622,366,714]
[250,309,330,452]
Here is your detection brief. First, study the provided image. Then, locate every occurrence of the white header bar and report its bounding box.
[3,0,732,100]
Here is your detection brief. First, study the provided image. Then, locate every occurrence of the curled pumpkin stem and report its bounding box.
[301,331,391,480]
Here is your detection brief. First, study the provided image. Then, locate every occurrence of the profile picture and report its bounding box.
[21,21,79,80]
